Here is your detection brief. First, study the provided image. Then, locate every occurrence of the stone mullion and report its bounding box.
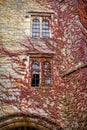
[40,17,42,37]
[50,59,53,86]
[39,59,43,86]
[24,126,27,130]
[30,15,32,37]
[18,127,21,130]
[39,59,41,86]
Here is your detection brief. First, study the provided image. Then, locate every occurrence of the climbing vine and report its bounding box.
[0,0,87,129]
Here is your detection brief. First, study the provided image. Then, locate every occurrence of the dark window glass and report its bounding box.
[31,61,40,87]
[32,19,40,37]
[42,19,50,37]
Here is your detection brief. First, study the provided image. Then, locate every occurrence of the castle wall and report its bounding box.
[0,0,86,130]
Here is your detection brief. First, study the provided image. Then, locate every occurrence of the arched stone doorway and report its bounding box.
[10,126,38,130]
[0,114,63,130]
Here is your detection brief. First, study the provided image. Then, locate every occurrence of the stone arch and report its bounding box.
[0,114,63,130]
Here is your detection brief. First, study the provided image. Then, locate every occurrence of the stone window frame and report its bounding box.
[26,12,54,38]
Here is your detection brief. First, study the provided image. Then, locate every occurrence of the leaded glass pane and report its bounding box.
[32,19,40,37]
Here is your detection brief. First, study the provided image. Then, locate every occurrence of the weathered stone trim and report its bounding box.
[0,114,63,130]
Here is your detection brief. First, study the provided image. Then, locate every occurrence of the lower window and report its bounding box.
[30,58,52,87]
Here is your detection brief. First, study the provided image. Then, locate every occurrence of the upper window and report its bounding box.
[32,18,50,38]
[32,19,40,37]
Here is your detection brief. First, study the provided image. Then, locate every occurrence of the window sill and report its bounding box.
[30,37,51,39]
[31,84,52,88]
